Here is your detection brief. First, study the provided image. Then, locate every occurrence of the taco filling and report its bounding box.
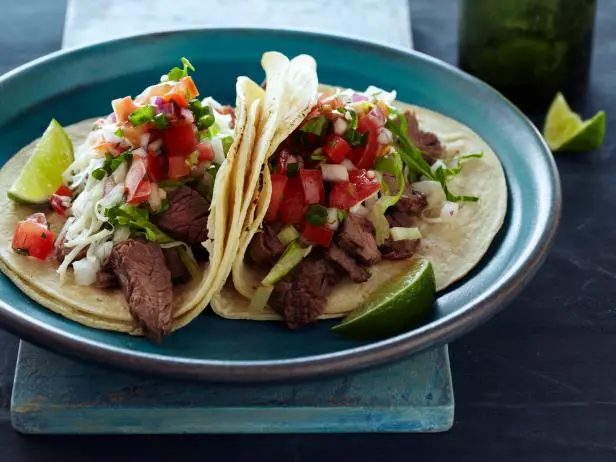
[8,58,236,340]
[246,86,483,329]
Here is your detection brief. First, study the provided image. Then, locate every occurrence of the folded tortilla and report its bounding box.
[0,77,261,335]
[211,74,508,321]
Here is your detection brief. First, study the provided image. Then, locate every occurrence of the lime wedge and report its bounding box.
[331,258,436,341]
[543,92,606,152]
[7,119,74,204]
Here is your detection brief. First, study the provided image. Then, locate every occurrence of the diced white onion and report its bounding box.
[341,158,356,171]
[333,118,348,135]
[421,201,459,224]
[431,159,447,172]
[211,136,225,164]
[139,133,151,148]
[349,203,369,216]
[366,170,376,179]
[113,226,130,243]
[56,243,88,282]
[364,86,397,105]
[133,147,147,158]
[148,183,162,211]
[276,225,300,246]
[202,96,223,111]
[94,240,113,262]
[149,139,163,152]
[377,127,393,145]
[101,124,124,145]
[325,208,340,231]
[72,257,101,286]
[159,188,167,200]
[112,161,128,184]
[321,164,349,182]
[413,181,446,208]
[391,227,422,241]
[180,108,194,123]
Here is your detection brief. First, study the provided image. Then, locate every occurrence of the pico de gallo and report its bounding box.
[12,57,235,288]
[247,86,483,326]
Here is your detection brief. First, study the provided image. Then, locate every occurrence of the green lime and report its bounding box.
[7,119,74,204]
[543,92,606,152]
[331,258,436,341]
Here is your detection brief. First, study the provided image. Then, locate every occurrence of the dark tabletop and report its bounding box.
[1,0,616,460]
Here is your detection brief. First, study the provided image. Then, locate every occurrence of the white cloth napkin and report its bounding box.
[62,0,413,49]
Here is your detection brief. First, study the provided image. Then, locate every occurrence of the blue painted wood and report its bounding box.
[10,342,453,434]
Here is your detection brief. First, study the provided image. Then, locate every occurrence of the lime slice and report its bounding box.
[543,92,606,152]
[7,119,74,204]
[331,258,436,341]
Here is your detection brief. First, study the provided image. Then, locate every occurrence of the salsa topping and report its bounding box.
[249,85,485,327]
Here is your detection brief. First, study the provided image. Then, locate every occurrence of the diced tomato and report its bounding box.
[112,96,139,123]
[127,178,151,205]
[302,223,334,247]
[147,151,165,182]
[49,185,72,216]
[279,177,308,224]
[196,142,215,162]
[329,181,358,210]
[349,169,381,200]
[266,173,288,221]
[181,76,199,99]
[168,156,191,179]
[125,157,147,202]
[323,135,351,163]
[299,169,325,205]
[163,122,197,157]
[12,215,55,260]
[354,115,380,169]
[164,83,189,108]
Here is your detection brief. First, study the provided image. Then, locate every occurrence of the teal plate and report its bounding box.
[0,28,561,382]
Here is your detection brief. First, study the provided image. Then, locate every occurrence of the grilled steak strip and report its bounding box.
[109,239,173,342]
[153,185,210,246]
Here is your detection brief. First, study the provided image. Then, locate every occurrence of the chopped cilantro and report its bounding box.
[166,57,195,81]
[128,105,155,126]
[91,168,106,180]
[114,127,125,138]
[105,204,172,243]
[221,135,234,155]
[153,113,169,129]
[300,116,329,135]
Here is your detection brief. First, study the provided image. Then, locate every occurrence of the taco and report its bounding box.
[211,52,507,329]
[0,58,261,341]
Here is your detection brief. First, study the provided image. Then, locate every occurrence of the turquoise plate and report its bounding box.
[0,28,561,382]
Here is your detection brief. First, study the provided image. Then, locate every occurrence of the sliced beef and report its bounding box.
[152,185,210,246]
[396,191,428,214]
[109,239,173,342]
[269,258,339,329]
[386,210,415,228]
[385,190,427,227]
[336,214,381,265]
[248,222,285,267]
[326,244,371,283]
[55,240,87,263]
[95,261,118,289]
[405,111,443,163]
[163,247,189,283]
[380,238,420,260]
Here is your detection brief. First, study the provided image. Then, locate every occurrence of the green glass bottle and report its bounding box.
[458,0,597,112]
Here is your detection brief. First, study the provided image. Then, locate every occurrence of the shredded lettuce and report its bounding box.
[261,241,312,286]
[177,246,200,280]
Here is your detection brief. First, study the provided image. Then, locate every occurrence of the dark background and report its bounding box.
[1,0,615,460]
